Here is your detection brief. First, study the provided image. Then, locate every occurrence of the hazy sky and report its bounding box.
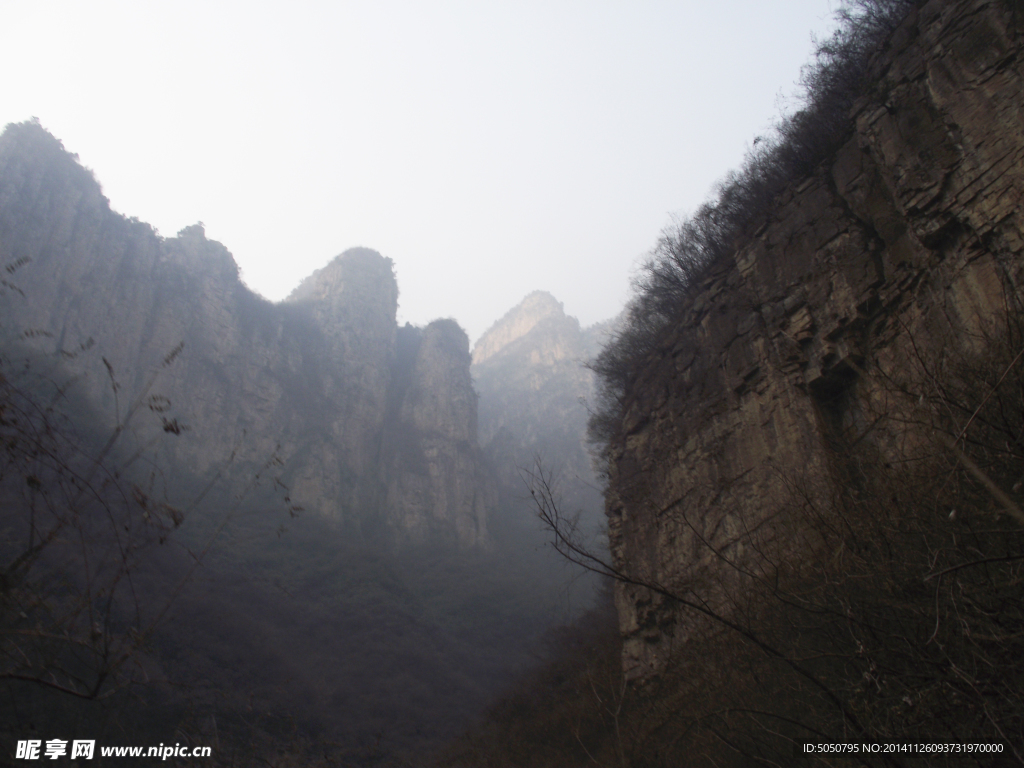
[2,0,837,344]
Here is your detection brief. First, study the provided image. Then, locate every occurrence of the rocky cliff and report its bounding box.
[472,291,609,527]
[383,319,492,547]
[603,0,1024,680]
[0,121,491,548]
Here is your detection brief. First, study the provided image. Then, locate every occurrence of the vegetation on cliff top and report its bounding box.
[589,0,919,454]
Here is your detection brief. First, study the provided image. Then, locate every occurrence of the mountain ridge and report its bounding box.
[0,120,490,548]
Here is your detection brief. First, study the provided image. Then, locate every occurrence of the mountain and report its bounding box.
[0,120,597,764]
[472,291,610,535]
[0,120,490,549]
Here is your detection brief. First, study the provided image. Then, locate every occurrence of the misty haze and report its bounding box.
[2,0,1024,766]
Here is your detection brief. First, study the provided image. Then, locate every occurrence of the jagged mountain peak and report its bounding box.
[285,246,395,306]
[0,119,96,187]
[472,290,573,365]
[422,317,471,357]
[0,129,492,549]
[166,222,240,281]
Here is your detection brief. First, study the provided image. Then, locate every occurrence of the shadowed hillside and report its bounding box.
[0,121,606,765]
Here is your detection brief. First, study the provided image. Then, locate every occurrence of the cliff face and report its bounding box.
[384,319,493,547]
[605,0,1024,679]
[280,248,400,530]
[0,122,491,548]
[472,291,608,524]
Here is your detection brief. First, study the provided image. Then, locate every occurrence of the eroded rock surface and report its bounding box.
[0,123,492,547]
[604,0,1024,678]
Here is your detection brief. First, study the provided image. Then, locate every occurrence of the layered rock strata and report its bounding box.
[604,0,1024,678]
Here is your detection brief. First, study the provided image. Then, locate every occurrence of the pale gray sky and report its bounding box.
[1,0,837,344]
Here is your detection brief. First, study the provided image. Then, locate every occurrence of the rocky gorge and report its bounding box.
[0,117,615,763]
[436,2,1024,764]
[3,0,1023,762]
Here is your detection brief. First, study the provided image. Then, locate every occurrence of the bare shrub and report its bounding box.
[589,0,919,457]
[0,334,192,699]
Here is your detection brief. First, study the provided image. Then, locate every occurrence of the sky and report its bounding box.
[1,0,838,345]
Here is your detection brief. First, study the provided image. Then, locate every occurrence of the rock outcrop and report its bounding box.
[472,291,609,527]
[384,319,492,547]
[0,121,492,548]
[603,0,1024,679]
